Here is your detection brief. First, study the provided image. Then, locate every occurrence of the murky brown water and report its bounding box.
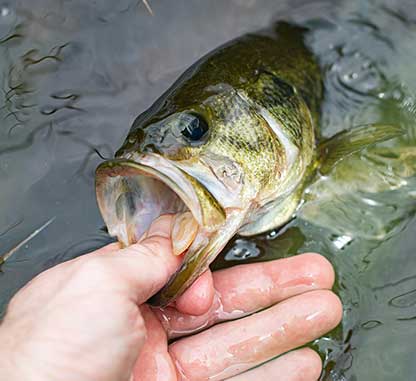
[1,1,416,379]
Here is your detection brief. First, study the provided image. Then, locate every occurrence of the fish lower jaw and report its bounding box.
[96,159,207,245]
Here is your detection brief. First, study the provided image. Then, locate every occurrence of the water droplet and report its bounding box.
[1,6,9,17]
[361,197,380,206]
[224,239,260,261]
[388,289,416,308]
[331,234,353,250]
[267,229,278,239]
[361,320,382,330]
[40,106,58,115]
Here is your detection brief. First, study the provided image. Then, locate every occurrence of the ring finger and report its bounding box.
[169,289,342,380]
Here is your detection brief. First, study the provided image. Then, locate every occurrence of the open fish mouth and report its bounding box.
[96,158,202,248]
[95,154,232,306]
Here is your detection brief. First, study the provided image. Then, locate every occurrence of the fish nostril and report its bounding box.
[141,143,158,153]
[201,154,244,192]
[214,162,244,192]
[219,162,242,181]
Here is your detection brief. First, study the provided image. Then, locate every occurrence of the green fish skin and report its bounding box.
[95,22,397,307]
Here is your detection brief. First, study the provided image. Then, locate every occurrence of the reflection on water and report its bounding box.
[0,1,416,379]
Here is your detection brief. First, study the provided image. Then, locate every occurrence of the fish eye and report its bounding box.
[181,113,209,143]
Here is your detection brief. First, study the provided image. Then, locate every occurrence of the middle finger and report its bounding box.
[155,253,334,338]
[169,289,342,380]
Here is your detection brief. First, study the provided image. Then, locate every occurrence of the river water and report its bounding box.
[1,1,415,379]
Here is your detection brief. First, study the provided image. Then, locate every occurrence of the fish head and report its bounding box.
[96,85,283,305]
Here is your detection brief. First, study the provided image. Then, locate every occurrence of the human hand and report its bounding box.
[0,215,342,381]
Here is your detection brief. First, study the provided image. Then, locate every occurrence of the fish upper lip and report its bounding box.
[96,153,225,232]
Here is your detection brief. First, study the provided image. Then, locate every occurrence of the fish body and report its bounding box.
[95,22,398,306]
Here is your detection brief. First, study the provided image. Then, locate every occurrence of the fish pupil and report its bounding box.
[181,114,209,142]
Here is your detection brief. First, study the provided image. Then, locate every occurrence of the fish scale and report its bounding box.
[96,21,400,306]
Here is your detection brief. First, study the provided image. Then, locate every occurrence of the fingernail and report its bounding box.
[171,212,198,256]
[146,214,173,239]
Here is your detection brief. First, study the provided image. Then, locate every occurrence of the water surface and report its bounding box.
[1,1,416,379]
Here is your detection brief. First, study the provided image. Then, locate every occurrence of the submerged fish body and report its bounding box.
[97,22,399,306]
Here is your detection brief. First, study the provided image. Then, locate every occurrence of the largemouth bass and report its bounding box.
[95,22,400,306]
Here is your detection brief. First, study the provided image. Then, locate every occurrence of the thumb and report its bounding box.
[123,214,183,303]
[91,215,182,305]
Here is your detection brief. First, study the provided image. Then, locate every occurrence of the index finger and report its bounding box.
[154,253,335,338]
[81,215,182,305]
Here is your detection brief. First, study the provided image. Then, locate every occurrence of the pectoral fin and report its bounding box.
[300,143,416,240]
[319,124,403,175]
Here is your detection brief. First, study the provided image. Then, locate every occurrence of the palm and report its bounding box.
[134,253,340,381]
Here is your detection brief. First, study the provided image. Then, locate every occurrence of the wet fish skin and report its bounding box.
[96,22,323,306]
[120,22,322,185]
